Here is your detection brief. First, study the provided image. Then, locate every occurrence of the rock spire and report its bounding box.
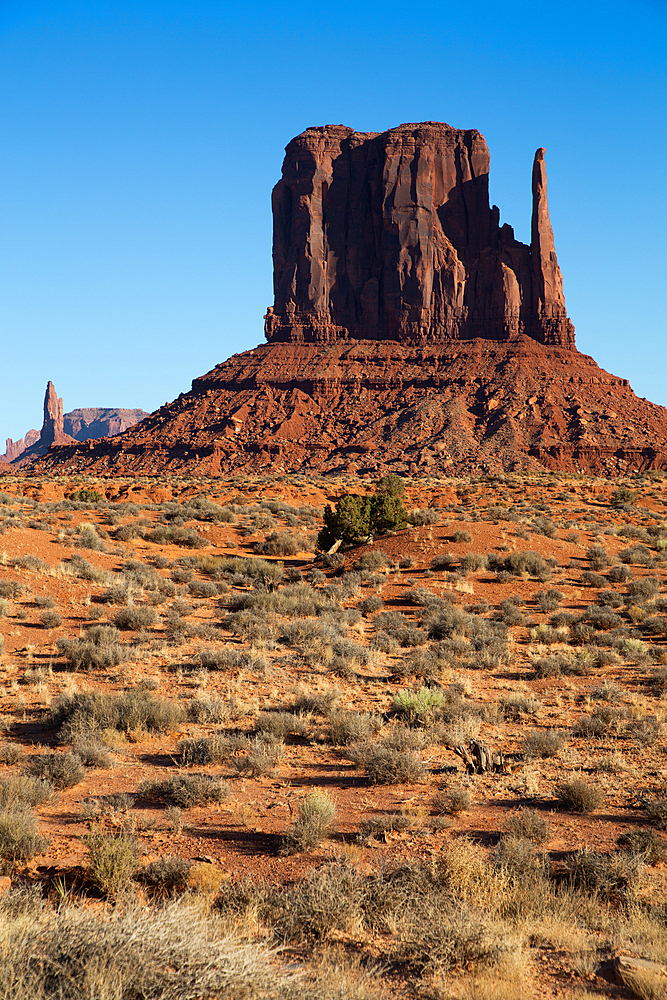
[265,123,574,347]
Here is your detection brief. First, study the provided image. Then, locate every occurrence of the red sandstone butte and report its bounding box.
[3,383,148,465]
[28,122,667,477]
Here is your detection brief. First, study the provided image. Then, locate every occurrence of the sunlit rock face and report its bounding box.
[265,123,574,348]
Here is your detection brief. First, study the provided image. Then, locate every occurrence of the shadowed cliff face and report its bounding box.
[265,123,574,348]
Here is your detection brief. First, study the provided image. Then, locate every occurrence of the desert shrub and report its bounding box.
[358,594,383,616]
[26,752,86,790]
[187,579,219,598]
[229,736,283,777]
[392,687,447,725]
[57,625,127,671]
[617,828,664,863]
[195,647,266,673]
[641,795,667,827]
[431,786,472,815]
[0,774,52,808]
[318,491,407,549]
[451,529,472,543]
[327,710,383,745]
[611,485,638,507]
[68,488,105,502]
[562,848,641,900]
[353,550,390,573]
[580,606,623,630]
[39,610,62,629]
[178,734,243,766]
[75,522,106,551]
[409,508,441,525]
[500,693,541,719]
[0,580,22,599]
[556,777,604,813]
[431,552,458,570]
[573,706,624,739]
[146,525,210,548]
[114,521,149,542]
[506,808,549,844]
[532,516,557,538]
[113,605,157,630]
[85,831,137,898]
[359,813,412,839]
[0,805,48,860]
[619,544,654,566]
[0,891,284,998]
[255,712,309,740]
[50,689,185,740]
[344,742,428,784]
[459,553,487,574]
[381,725,428,752]
[627,576,660,602]
[136,856,193,895]
[522,729,565,758]
[590,680,622,701]
[72,735,114,768]
[597,588,623,607]
[496,599,526,626]
[580,571,607,588]
[619,525,652,543]
[495,550,553,580]
[534,588,564,612]
[140,774,230,808]
[252,530,311,556]
[280,790,336,855]
[625,715,662,744]
[0,744,21,766]
[586,544,611,570]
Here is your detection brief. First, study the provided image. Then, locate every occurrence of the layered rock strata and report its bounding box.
[265,123,574,347]
[29,338,667,477]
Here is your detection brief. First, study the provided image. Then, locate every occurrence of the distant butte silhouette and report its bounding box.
[25,122,667,478]
[3,382,148,465]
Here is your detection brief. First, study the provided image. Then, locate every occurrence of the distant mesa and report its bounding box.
[26,122,667,476]
[3,381,148,466]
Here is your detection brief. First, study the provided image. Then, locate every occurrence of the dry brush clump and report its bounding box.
[280,789,336,855]
[0,889,291,1000]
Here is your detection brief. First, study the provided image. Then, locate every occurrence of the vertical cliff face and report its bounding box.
[41,382,68,448]
[265,123,575,348]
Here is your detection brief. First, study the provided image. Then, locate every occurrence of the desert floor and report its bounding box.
[0,470,666,1000]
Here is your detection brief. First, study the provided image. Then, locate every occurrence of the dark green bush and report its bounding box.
[318,491,407,549]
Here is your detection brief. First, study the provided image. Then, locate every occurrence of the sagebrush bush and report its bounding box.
[113,605,157,630]
[135,856,192,895]
[344,742,428,784]
[0,889,283,1000]
[556,777,604,813]
[392,687,447,725]
[230,736,283,777]
[0,774,52,808]
[523,729,564,759]
[50,689,185,740]
[431,786,472,815]
[327,710,383,746]
[0,805,48,860]
[57,625,127,671]
[280,789,336,855]
[506,808,549,844]
[140,774,230,808]
[85,831,138,898]
[617,828,664,863]
[26,752,86,790]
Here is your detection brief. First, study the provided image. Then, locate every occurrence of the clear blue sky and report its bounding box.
[1,0,665,445]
